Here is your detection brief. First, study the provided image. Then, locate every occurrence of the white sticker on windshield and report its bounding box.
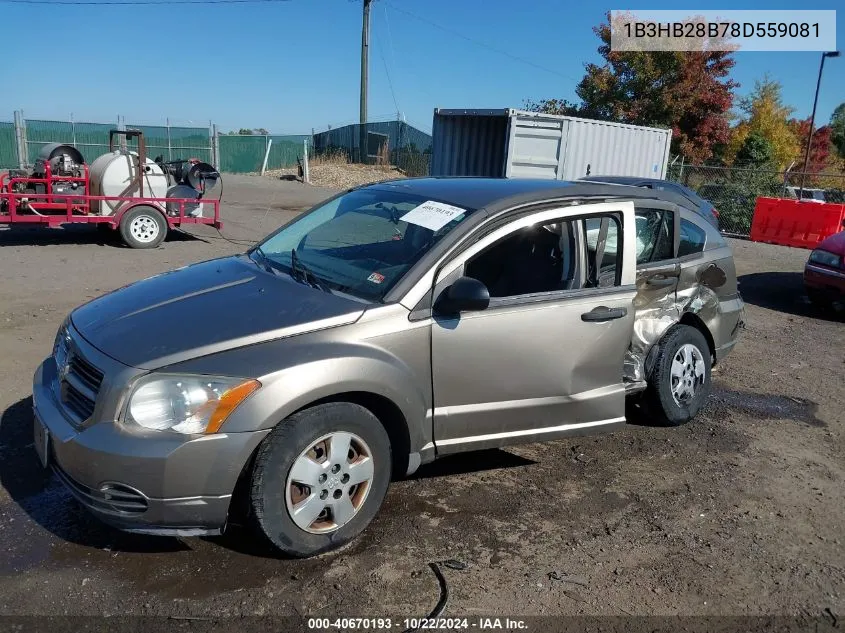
[399,200,466,232]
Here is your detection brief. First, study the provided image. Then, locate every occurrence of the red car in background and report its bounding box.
[804,223,845,310]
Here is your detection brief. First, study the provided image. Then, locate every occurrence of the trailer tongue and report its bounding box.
[0,129,222,249]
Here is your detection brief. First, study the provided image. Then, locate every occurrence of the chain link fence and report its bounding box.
[217,134,311,173]
[0,121,16,169]
[667,162,845,236]
[2,112,433,177]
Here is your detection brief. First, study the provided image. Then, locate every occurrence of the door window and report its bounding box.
[678,218,707,256]
[635,209,674,264]
[582,215,622,288]
[465,222,573,297]
[463,213,623,298]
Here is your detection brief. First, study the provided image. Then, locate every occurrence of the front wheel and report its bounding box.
[250,402,392,558]
[644,324,712,426]
[119,206,167,249]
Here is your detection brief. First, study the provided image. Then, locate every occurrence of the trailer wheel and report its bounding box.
[120,206,167,249]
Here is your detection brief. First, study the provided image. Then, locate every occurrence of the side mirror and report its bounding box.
[434,277,490,315]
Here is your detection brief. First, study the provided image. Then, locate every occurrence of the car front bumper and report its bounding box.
[32,357,269,536]
[804,263,845,298]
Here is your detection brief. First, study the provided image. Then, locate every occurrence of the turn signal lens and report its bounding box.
[206,379,261,434]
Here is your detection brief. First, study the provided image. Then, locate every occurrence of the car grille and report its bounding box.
[69,354,103,393]
[58,343,104,426]
[53,465,149,515]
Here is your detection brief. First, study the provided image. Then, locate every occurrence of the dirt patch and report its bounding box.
[265,157,406,190]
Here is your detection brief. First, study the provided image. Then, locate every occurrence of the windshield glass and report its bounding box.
[252,188,476,302]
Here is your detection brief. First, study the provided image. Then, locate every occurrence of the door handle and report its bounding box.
[646,275,676,288]
[581,306,628,322]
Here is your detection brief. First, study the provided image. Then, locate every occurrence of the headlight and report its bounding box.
[809,249,841,268]
[53,322,71,369]
[125,375,260,435]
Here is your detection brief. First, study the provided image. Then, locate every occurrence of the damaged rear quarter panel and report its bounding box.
[625,245,743,385]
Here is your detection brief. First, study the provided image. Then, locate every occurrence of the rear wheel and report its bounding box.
[250,402,391,558]
[119,206,167,249]
[644,324,711,426]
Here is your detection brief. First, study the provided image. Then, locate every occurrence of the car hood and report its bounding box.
[816,230,845,256]
[71,255,366,370]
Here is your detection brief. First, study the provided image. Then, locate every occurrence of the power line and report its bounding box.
[383,1,579,82]
[374,18,401,115]
[1,0,291,4]
[382,2,400,81]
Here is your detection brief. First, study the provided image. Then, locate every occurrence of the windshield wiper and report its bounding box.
[250,245,279,275]
[290,249,332,293]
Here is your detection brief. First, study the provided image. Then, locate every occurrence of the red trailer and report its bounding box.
[0,129,222,249]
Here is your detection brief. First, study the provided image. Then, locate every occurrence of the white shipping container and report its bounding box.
[430,108,673,181]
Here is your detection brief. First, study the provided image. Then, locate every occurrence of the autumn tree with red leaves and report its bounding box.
[790,119,833,173]
[526,13,737,163]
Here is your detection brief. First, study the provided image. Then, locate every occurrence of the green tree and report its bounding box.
[725,77,800,169]
[238,128,253,135]
[831,103,845,159]
[735,131,775,167]
[526,12,737,163]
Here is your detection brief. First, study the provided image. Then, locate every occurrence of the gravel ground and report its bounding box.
[0,175,842,628]
[265,162,405,189]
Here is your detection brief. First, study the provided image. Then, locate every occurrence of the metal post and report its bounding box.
[71,112,77,149]
[212,124,220,168]
[13,110,26,168]
[359,0,372,164]
[260,138,273,175]
[167,117,172,161]
[117,115,127,152]
[799,51,840,199]
[303,138,310,184]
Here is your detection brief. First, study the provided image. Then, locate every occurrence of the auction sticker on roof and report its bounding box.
[400,200,466,232]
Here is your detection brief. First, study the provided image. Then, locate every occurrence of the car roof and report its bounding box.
[580,175,667,186]
[366,177,695,213]
[580,175,712,206]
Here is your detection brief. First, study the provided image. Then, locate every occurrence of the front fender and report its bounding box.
[165,339,431,452]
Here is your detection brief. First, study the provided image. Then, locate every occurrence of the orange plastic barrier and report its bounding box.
[750,197,845,249]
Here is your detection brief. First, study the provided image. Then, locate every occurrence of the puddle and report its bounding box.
[710,385,825,427]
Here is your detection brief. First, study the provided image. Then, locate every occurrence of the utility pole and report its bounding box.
[799,50,840,199]
[359,0,372,164]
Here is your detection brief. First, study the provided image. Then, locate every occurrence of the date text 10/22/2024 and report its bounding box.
[307,617,529,630]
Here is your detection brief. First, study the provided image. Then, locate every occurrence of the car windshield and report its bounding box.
[251,188,476,302]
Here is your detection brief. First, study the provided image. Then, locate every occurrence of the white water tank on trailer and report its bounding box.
[430,108,673,180]
[88,151,169,216]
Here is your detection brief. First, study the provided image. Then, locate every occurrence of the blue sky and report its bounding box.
[1,0,842,135]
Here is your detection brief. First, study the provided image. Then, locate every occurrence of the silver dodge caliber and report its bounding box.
[33,178,745,557]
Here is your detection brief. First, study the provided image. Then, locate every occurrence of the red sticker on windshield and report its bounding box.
[367,272,385,284]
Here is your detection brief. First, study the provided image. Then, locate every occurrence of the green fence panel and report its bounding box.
[218,134,311,173]
[125,124,211,163]
[218,135,268,173]
[0,122,17,169]
[267,135,310,170]
[24,119,115,164]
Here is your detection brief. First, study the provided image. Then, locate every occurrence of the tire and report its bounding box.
[250,402,392,558]
[119,206,167,249]
[644,324,712,426]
